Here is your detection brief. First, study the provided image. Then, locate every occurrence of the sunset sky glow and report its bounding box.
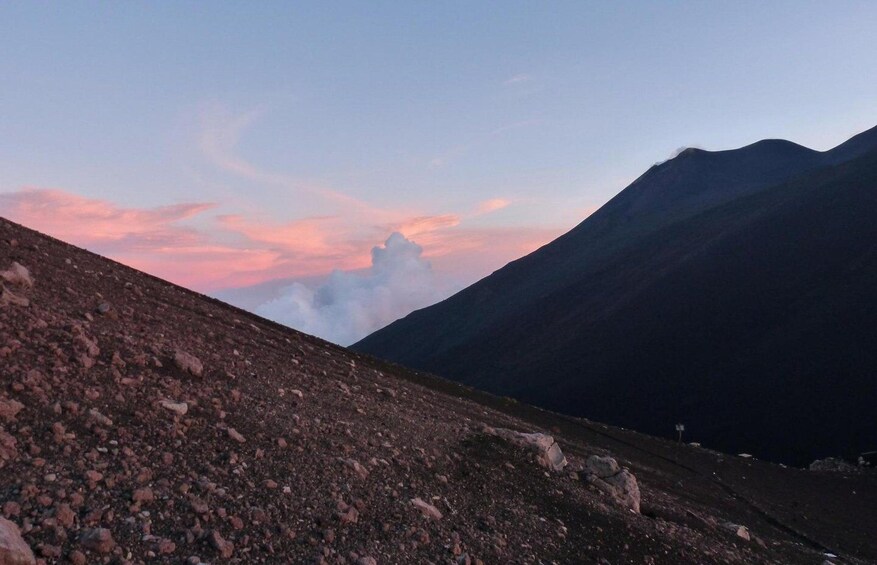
[2,2,876,342]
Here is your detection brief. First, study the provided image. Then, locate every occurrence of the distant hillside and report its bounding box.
[354,125,877,466]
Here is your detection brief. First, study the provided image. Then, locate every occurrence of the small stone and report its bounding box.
[88,409,113,427]
[208,530,234,558]
[338,506,359,525]
[0,399,24,423]
[227,428,245,443]
[132,488,154,503]
[410,498,443,520]
[339,458,369,479]
[724,522,751,541]
[79,527,115,554]
[55,503,75,528]
[156,538,176,554]
[159,400,188,416]
[174,351,203,377]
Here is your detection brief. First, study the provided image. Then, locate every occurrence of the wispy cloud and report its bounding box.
[504,73,532,86]
[427,119,544,169]
[197,103,377,213]
[474,198,511,215]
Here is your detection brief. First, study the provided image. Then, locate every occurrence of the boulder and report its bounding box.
[809,457,859,473]
[585,455,620,478]
[0,263,33,288]
[482,426,568,471]
[603,469,641,514]
[0,517,35,565]
[583,455,641,513]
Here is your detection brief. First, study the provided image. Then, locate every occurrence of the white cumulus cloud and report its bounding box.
[254,232,450,345]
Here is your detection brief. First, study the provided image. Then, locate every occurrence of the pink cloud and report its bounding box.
[0,187,563,294]
[0,188,214,252]
[0,188,273,290]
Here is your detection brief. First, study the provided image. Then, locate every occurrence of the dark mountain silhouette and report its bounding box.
[354,125,877,466]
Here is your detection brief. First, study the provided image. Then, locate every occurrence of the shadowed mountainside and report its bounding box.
[354,125,877,466]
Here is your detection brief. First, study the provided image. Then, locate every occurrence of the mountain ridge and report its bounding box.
[354,124,877,466]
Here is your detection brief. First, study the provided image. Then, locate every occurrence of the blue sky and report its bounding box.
[2,2,876,342]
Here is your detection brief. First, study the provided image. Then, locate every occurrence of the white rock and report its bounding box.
[585,455,620,478]
[583,455,641,513]
[482,426,568,471]
[604,469,641,513]
[0,262,33,288]
[159,400,188,416]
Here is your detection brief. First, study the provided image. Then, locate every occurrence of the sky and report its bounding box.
[1,2,876,344]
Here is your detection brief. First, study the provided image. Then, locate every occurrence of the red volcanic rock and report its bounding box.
[207,530,233,558]
[173,350,203,377]
[0,517,35,565]
[0,399,23,423]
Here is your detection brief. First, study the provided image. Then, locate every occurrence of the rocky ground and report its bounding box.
[1,215,875,564]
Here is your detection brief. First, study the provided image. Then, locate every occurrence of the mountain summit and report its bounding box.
[354,125,877,466]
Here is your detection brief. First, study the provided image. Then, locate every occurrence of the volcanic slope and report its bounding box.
[354,125,877,466]
[1,216,876,564]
